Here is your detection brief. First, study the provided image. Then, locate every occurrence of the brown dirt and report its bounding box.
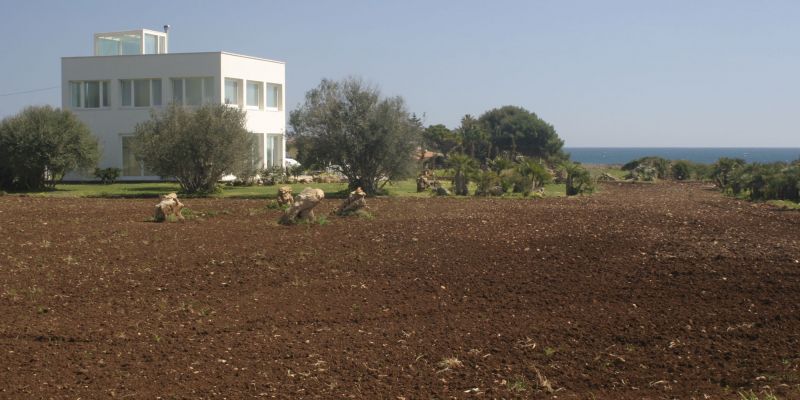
[1,183,799,399]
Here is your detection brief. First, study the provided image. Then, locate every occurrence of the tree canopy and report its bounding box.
[290,77,422,195]
[478,106,565,161]
[0,106,99,190]
[132,104,254,194]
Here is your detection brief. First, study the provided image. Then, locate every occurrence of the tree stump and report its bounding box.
[279,188,325,224]
[332,187,367,216]
[154,193,185,222]
[277,186,294,206]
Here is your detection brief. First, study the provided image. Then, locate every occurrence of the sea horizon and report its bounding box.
[564,147,800,165]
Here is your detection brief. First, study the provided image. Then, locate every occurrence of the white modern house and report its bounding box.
[61,28,286,180]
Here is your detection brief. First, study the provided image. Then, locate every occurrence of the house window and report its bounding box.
[69,81,110,109]
[246,81,261,108]
[120,79,162,108]
[254,133,265,168]
[121,136,154,176]
[265,134,283,167]
[225,78,242,106]
[171,77,214,106]
[266,83,282,110]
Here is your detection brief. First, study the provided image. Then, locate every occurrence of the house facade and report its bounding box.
[61,28,286,180]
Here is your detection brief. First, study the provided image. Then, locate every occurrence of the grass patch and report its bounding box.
[584,164,628,180]
[16,179,571,199]
[436,357,463,372]
[767,200,800,210]
[508,375,528,392]
[739,389,780,400]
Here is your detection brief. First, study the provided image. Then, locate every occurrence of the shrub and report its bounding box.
[260,166,288,185]
[671,160,691,181]
[629,164,658,181]
[726,162,800,202]
[0,106,99,190]
[132,104,254,194]
[473,170,502,196]
[94,167,121,184]
[514,158,551,196]
[712,157,746,189]
[622,156,670,179]
[562,161,594,196]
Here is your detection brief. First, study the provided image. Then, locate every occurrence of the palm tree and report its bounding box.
[516,158,551,196]
[448,153,477,196]
[561,161,593,196]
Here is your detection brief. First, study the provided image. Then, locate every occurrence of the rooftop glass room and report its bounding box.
[94,29,168,56]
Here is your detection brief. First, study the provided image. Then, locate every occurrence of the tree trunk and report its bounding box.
[454,172,468,196]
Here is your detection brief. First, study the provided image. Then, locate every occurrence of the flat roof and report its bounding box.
[62,51,285,65]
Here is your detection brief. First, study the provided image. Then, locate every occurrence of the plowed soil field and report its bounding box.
[1,183,799,399]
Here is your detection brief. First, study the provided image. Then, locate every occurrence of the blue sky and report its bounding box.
[1,0,798,146]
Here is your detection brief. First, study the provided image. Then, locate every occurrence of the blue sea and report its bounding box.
[565,148,800,165]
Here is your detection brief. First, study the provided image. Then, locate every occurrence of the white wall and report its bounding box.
[221,53,286,167]
[61,52,286,180]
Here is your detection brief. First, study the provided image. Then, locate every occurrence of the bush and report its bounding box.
[132,104,255,194]
[629,164,658,181]
[473,170,502,196]
[712,157,746,189]
[671,160,692,181]
[562,161,594,196]
[622,156,669,179]
[94,167,121,184]
[725,162,799,202]
[512,158,551,196]
[0,106,99,190]
[260,166,288,185]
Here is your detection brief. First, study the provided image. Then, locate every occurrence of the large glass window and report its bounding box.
[253,133,265,168]
[121,81,132,107]
[69,81,110,109]
[134,80,150,107]
[152,79,162,106]
[144,34,158,54]
[172,79,183,104]
[266,83,281,109]
[171,77,213,106]
[246,81,261,108]
[185,78,203,105]
[122,136,144,176]
[265,134,283,167]
[202,77,213,104]
[225,79,241,105]
[69,82,81,107]
[120,34,141,55]
[120,79,162,108]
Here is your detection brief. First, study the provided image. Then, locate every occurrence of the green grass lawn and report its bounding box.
[766,200,800,210]
[19,179,568,199]
[584,164,628,180]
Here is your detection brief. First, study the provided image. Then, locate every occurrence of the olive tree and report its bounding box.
[291,78,421,195]
[132,104,254,194]
[0,106,99,190]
